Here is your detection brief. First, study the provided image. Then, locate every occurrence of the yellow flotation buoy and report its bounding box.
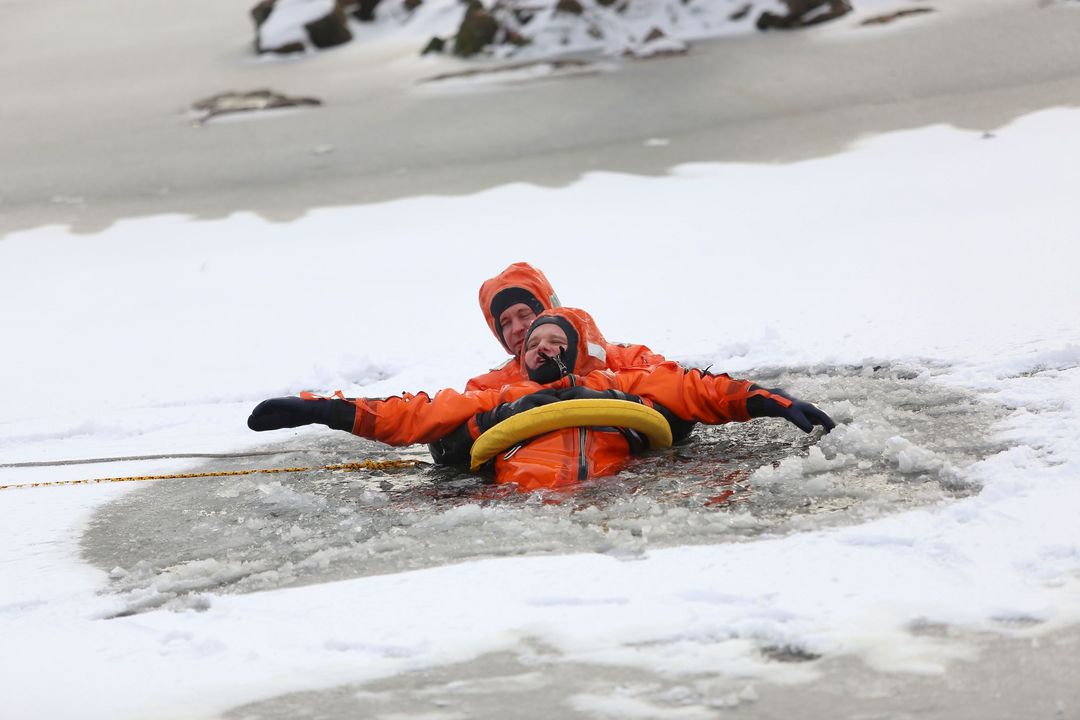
[469,399,673,471]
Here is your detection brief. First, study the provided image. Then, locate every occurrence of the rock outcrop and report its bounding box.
[453,1,500,57]
[253,0,420,55]
[251,0,868,60]
[756,0,853,31]
[860,7,935,26]
[191,89,322,124]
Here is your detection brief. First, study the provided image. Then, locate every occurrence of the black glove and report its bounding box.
[428,423,475,466]
[550,386,645,403]
[746,387,835,434]
[528,347,572,384]
[475,389,565,433]
[247,396,356,432]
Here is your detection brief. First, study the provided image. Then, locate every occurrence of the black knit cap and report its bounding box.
[490,287,546,350]
[525,315,579,383]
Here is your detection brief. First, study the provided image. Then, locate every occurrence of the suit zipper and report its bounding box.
[566,374,587,483]
[577,427,588,483]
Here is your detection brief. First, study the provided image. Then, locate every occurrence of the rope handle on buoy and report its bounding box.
[0,459,421,492]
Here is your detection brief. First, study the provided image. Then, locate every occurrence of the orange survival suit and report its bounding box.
[467,262,667,391]
[337,308,790,491]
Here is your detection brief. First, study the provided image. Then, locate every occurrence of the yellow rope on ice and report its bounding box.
[0,459,421,492]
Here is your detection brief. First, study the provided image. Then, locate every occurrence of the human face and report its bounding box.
[524,323,569,370]
[499,302,538,356]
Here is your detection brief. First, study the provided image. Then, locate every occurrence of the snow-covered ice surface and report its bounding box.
[2,106,1079,718]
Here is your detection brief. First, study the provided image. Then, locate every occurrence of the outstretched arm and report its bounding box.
[607,363,834,434]
[247,384,545,447]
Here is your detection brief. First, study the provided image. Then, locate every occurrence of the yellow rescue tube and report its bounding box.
[469,399,673,471]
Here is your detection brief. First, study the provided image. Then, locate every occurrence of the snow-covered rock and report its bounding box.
[250,0,870,60]
[757,0,852,31]
[253,0,418,54]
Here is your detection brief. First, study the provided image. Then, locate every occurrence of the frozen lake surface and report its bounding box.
[3,2,1079,717]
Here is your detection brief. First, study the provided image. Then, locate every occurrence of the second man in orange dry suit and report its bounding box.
[467,262,666,391]
[249,308,835,491]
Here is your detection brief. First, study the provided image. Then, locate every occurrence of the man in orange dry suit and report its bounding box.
[248,308,835,491]
[467,262,666,391]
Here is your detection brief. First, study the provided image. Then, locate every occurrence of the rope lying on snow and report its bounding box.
[0,459,422,492]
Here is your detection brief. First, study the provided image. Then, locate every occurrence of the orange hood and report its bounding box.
[520,307,611,380]
[478,262,561,354]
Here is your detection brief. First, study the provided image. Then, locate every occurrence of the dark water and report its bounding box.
[83,362,1006,617]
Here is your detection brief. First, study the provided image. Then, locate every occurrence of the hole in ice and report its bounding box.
[84,361,1008,617]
